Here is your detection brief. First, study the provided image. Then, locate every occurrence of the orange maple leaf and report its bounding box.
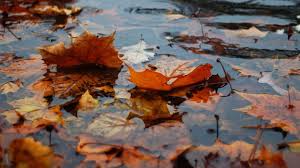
[39,31,122,68]
[128,63,212,91]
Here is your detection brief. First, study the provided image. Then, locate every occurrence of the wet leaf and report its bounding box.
[3,97,63,125]
[0,80,22,94]
[278,141,300,153]
[86,112,143,138]
[128,59,212,91]
[120,40,156,64]
[8,137,54,168]
[29,5,81,16]
[39,31,122,68]
[224,26,268,38]
[235,89,300,136]
[78,90,99,111]
[0,55,46,79]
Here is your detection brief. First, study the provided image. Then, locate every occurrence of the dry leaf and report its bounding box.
[9,137,54,168]
[39,31,122,68]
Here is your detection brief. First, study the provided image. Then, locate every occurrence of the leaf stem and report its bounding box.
[216,58,234,95]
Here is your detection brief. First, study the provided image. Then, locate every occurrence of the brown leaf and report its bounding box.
[39,31,122,68]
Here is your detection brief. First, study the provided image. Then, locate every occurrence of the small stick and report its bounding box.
[286,84,295,110]
[214,114,220,139]
[216,58,234,94]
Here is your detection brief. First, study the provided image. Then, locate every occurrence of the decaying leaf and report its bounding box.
[3,97,63,125]
[39,31,122,68]
[278,140,300,153]
[29,5,81,16]
[119,40,156,64]
[235,89,300,136]
[0,80,22,94]
[8,137,54,168]
[86,112,143,138]
[128,62,212,91]
[178,139,286,168]
[78,90,99,111]
[76,135,172,168]
[224,26,268,38]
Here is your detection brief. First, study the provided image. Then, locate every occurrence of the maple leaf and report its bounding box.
[119,40,156,64]
[8,137,54,168]
[127,57,212,91]
[39,31,122,68]
[235,89,300,136]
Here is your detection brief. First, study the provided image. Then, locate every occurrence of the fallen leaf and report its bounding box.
[235,90,300,136]
[289,69,300,75]
[224,26,268,38]
[29,5,81,16]
[0,55,46,79]
[128,61,212,91]
[4,97,63,125]
[78,90,99,111]
[76,135,172,168]
[179,139,286,168]
[39,31,122,68]
[119,40,156,64]
[8,137,54,168]
[86,112,143,138]
[278,140,300,153]
[0,80,22,94]
[166,14,187,21]
[259,145,286,167]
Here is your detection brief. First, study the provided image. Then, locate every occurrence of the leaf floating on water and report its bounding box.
[78,90,99,111]
[8,137,55,168]
[39,31,122,68]
[235,89,300,137]
[224,26,268,38]
[120,40,156,64]
[29,5,81,16]
[128,61,212,91]
[0,80,22,94]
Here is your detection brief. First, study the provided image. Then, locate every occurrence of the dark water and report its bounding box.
[1,0,300,167]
